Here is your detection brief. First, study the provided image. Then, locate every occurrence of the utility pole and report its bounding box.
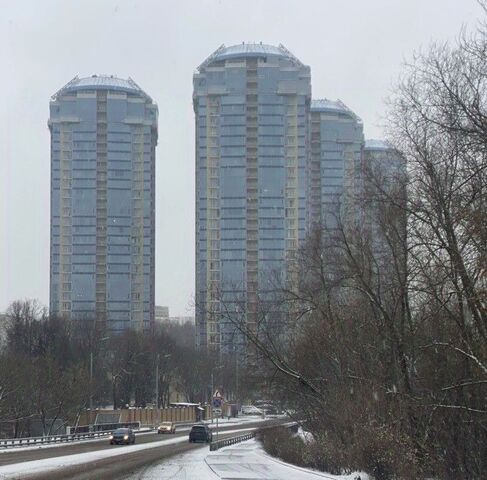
[155,353,160,408]
[88,336,109,432]
[155,353,170,425]
[235,351,239,404]
[210,369,214,424]
[234,309,240,406]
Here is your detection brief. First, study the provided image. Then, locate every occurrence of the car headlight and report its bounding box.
[109,435,113,439]
[124,435,129,440]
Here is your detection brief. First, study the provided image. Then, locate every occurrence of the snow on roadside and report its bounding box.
[251,439,369,480]
[294,425,315,443]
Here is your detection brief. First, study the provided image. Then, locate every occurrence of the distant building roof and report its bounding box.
[51,75,152,101]
[169,316,195,325]
[364,139,394,151]
[155,305,170,323]
[199,43,303,70]
[311,99,362,123]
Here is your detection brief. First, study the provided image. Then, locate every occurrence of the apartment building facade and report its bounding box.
[308,99,364,232]
[194,43,311,354]
[49,75,157,332]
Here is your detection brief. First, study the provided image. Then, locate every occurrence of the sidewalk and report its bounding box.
[134,438,368,480]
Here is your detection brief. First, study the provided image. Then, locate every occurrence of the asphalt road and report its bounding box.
[1,420,279,480]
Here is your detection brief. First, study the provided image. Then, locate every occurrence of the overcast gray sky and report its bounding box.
[0,0,483,316]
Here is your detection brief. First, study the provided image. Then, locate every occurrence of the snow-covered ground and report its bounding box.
[130,438,369,480]
[294,425,315,443]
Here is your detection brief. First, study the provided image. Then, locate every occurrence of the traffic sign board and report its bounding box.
[213,390,223,398]
[212,397,222,409]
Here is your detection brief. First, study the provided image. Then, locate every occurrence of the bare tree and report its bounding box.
[212,24,487,476]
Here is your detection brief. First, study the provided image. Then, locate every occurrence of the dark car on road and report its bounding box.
[189,424,212,443]
[109,428,136,445]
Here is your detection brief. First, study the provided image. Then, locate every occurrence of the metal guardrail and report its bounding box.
[70,421,141,434]
[0,422,141,449]
[0,430,113,449]
[209,431,256,451]
[208,420,298,452]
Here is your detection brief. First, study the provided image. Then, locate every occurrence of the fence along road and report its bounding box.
[0,423,143,449]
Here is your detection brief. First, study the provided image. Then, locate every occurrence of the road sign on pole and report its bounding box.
[211,394,223,441]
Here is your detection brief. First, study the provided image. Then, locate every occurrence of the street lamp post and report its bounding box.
[89,336,109,433]
[155,353,171,425]
[89,351,93,432]
[235,349,239,404]
[155,353,159,409]
[234,307,240,405]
